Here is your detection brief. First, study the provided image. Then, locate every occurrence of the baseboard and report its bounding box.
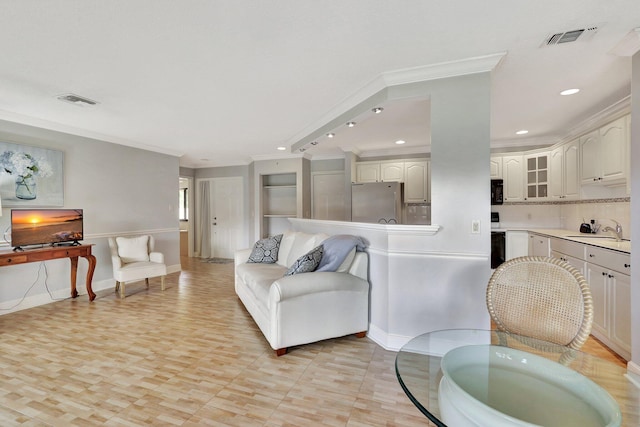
[0,263,183,315]
[366,323,413,352]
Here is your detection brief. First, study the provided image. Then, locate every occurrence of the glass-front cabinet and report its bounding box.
[524,153,548,200]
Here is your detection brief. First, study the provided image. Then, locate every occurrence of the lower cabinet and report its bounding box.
[506,231,529,260]
[528,233,550,257]
[585,261,631,360]
[550,237,631,360]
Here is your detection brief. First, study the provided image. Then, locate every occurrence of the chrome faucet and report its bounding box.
[602,219,623,241]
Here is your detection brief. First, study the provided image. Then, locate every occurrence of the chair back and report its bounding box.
[486,256,593,350]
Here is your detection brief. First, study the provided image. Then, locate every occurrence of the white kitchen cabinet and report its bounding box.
[586,262,631,359]
[380,161,404,182]
[506,231,528,260]
[563,139,580,199]
[503,155,524,202]
[549,140,579,200]
[404,161,429,203]
[528,233,549,257]
[355,161,405,182]
[549,147,563,199]
[549,236,585,275]
[584,244,631,359]
[490,156,502,179]
[524,153,548,200]
[355,162,380,182]
[581,116,628,186]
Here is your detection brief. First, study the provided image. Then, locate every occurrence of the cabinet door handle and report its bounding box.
[624,263,631,268]
[608,274,614,278]
[602,272,607,276]
[589,254,595,258]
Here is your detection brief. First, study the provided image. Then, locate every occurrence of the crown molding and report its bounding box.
[0,109,184,158]
[560,96,631,143]
[289,52,507,152]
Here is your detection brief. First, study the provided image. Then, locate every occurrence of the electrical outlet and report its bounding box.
[471,219,481,234]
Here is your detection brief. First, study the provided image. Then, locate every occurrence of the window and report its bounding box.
[179,188,188,221]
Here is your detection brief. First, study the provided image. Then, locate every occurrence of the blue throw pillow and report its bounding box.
[284,245,324,276]
[247,234,283,263]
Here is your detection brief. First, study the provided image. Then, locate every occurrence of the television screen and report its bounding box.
[11,209,83,249]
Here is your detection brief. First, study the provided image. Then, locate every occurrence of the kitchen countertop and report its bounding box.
[499,228,631,254]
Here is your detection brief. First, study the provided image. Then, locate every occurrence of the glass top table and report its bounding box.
[395,329,640,427]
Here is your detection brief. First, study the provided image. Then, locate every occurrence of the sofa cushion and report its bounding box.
[236,262,287,309]
[247,234,282,264]
[285,245,324,276]
[275,231,329,267]
[116,236,150,263]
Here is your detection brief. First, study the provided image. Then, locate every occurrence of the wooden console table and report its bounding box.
[0,245,97,301]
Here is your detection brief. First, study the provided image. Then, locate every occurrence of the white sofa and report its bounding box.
[234,230,369,356]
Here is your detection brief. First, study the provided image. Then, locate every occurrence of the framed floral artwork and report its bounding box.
[0,142,64,207]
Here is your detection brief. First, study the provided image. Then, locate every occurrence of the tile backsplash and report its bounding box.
[492,199,630,239]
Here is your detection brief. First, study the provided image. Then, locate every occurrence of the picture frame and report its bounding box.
[0,141,64,207]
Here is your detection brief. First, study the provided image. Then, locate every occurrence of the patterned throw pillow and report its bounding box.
[284,245,324,276]
[247,234,283,263]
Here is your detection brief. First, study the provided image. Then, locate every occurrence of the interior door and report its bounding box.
[312,172,345,220]
[210,177,244,259]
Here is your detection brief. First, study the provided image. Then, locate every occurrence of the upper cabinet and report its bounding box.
[355,162,380,183]
[524,153,548,201]
[404,160,430,203]
[355,159,430,203]
[549,141,579,200]
[495,113,629,203]
[490,156,503,179]
[580,116,628,186]
[380,162,405,182]
[355,161,405,182]
[502,155,524,202]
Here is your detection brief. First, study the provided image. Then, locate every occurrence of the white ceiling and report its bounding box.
[0,1,638,168]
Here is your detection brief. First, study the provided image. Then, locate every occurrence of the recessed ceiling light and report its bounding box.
[560,88,580,96]
[276,146,286,151]
[395,140,406,145]
[346,121,356,127]
[516,130,529,135]
[372,107,384,114]
[326,133,335,138]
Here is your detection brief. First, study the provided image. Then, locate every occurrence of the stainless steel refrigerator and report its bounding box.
[351,182,403,224]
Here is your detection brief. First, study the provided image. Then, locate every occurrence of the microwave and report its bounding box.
[491,179,503,205]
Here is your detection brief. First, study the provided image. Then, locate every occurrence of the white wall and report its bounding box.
[0,120,180,313]
[289,71,493,349]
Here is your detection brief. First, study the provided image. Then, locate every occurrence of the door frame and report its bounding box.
[195,176,245,258]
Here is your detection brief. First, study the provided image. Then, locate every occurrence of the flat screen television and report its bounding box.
[11,209,83,250]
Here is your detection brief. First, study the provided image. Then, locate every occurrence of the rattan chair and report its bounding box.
[486,256,593,350]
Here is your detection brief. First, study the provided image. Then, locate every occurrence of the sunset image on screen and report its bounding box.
[11,209,83,248]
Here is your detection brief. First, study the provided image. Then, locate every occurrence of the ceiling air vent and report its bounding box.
[56,93,98,107]
[542,25,601,47]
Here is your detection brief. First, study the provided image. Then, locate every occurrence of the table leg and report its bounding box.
[84,254,97,301]
[70,256,79,298]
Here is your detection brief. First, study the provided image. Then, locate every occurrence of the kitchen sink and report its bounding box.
[565,235,630,241]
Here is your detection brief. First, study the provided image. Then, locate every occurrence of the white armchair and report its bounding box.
[108,235,167,298]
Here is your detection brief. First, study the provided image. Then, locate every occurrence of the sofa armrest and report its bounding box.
[234,248,253,266]
[270,272,368,302]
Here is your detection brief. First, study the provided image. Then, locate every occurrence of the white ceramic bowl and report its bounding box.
[438,345,621,427]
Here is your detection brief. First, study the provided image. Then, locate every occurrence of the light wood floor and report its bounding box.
[0,257,626,426]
